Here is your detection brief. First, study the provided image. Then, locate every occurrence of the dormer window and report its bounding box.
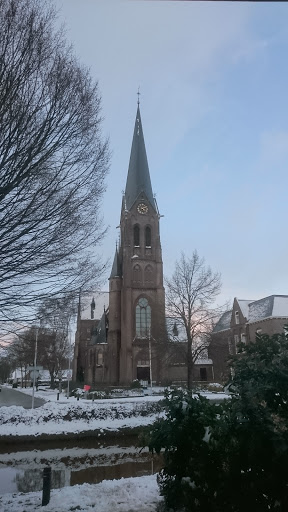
[235,311,239,324]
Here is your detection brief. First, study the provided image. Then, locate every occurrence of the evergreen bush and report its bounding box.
[147,329,288,511]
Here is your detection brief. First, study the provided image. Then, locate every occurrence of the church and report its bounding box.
[72,104,213,387]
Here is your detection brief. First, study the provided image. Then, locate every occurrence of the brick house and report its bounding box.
[209,295,288,382]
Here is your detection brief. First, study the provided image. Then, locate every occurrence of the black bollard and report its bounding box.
[57,392,59,400]
[42,466,51,506]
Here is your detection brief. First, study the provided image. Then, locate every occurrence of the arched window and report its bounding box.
[145,226,151,247]
[133,264,142,285]
[134,225,140,246]
[135,297,151,338]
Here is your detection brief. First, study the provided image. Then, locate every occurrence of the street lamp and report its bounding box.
[31,327,39,409]
[66,326,72,399]
[148,327,153,389]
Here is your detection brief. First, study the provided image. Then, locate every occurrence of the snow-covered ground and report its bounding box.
[0,386,229,511]
[0,474,162,512]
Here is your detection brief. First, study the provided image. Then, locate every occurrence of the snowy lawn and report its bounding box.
[0,474,162,512]
[0,385,229,438]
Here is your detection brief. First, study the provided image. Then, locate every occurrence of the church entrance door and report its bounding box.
[137,366,150,383]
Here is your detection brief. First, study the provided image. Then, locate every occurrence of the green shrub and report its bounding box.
[130,379,141,389]
[147,330,288,511]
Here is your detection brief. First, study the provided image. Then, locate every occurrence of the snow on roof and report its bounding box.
[216,295,288,328]
[248,296,273,322]
[80,292,109,320]
[194,358,213,365]
[247,295,288,323]
[237,299,253,319]
[272,296,288,317]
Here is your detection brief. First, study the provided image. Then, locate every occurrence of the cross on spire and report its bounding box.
[137,87,140,106]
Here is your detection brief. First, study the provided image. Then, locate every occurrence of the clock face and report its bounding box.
[137,203,148,214]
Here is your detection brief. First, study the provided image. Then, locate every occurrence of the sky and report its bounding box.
[54,0,288,307]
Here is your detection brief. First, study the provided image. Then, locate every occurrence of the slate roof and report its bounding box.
[248,295,288,323]
[124,106,155,211]
[213,310,232,332]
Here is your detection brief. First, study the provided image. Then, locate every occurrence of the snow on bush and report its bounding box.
[0,399,164,427]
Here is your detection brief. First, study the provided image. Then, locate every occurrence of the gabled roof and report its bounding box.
[237,299,252,320]
[124,106,155,211]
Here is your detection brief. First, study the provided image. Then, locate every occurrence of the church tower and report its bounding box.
[108,104,166,385]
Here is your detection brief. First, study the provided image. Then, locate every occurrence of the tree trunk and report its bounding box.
[187,338,193,389]
[50,371,55,389]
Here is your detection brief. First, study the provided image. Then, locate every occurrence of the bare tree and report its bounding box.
[37,296,74,388]
[6,327,37,385]
[0,0,109,331]
[165,251,223,389]
[0,352,13,383]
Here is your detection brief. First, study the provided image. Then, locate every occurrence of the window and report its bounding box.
[145,226,151,247]
[234,334,239,353]
[241,333,246,344]
[135,297,151,338]
[200,368,207,381]
[97,352,103,365]
[134,225,140,246]
[235,311,239,324]
[228,337,233,354]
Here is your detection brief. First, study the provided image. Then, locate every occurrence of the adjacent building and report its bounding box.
[210,295,288,382]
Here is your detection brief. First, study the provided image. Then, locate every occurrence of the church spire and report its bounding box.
[124,105,155,211]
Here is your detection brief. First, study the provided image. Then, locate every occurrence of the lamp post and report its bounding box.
[67,326,71,399]
[148,327,153,389]
[31,327,39,409]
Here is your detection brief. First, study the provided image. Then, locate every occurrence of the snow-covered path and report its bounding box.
[0,474,162,512]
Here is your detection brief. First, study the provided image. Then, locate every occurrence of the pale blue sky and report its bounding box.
[55,0,288,306]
